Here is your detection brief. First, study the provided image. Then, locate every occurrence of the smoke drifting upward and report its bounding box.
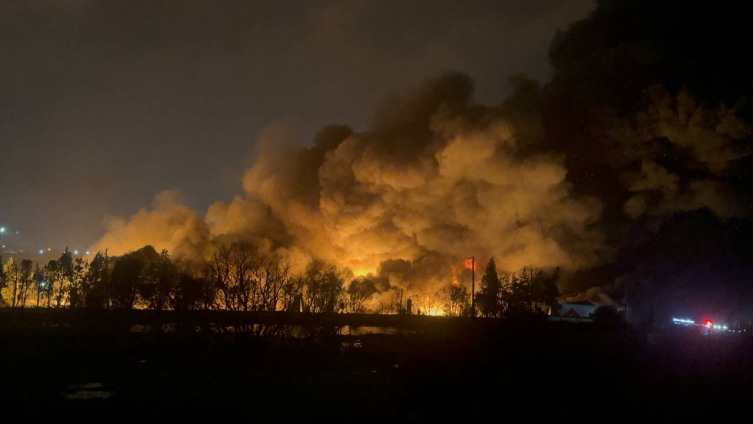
[605,87,751,222]
[536,0,753,315]
[94,73,605,295]
[93,191,210,258]
[93,0,753,309]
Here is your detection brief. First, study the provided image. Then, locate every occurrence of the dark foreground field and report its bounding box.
[1,311,752,417]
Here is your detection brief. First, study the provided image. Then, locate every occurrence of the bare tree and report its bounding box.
[438,283,470,317]
[208,241,293,312]
[280,272,305,312]
[300,261,347,314]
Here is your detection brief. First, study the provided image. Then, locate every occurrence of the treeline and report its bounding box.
[474,258,560,317]
[0,243,370,314]
[1,244,560,317]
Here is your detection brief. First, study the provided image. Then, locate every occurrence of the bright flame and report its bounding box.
[353,268,374,277]
[463,258,479,271]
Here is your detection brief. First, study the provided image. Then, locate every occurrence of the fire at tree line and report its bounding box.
[0,242,577,319]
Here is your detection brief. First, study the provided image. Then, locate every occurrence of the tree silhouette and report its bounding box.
[300,261,346,313]
[0,255,6,306]
[344,277,376,314]
[33,263,44,307]
[0,245,570,320]
[477,258,502,317]
[207,241,294,312]
[111,253,144,309]
[5,258,19,307]
[18,260,34,307]
[438,283,470,317]
[83,251,110,309]
[68,258,87,308]
[170,258,213,311]
[531,267,560,312]
[139,249,177,311]
[56,248,73,306]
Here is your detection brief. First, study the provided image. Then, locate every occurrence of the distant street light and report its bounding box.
[0,227,5,233]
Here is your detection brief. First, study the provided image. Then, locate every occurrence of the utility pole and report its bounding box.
[470,256,475,318]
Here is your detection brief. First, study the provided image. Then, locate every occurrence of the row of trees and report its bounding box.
[0,243,374,314]
[1,250,109,309]
[1,247,560,317]
[475,258,560,318]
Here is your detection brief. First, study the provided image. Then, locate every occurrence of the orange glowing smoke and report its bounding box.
[91,74,608,302]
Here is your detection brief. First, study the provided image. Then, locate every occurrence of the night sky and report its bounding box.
[0,0,593,250]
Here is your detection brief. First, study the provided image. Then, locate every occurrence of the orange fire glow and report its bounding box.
[463,258,479,271]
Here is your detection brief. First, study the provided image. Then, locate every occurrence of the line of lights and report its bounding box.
[3,226,92,257]
[35,248,90,256]
[673,318,736,332]
[7,246,91,256]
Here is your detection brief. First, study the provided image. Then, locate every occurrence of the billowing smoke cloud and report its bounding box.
[93,74,605,296]
[208,74,606,287]
[606,87,751,221]
[93,191,210,258]
[92,0,753,311]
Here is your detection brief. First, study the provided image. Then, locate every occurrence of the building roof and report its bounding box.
[550,302,597,319]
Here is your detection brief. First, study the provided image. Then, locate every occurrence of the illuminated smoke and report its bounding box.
[91,1,753,304]
[93,74,605,296]
[92,191,210,259]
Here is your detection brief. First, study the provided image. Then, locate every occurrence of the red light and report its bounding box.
[706,321,713,328]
